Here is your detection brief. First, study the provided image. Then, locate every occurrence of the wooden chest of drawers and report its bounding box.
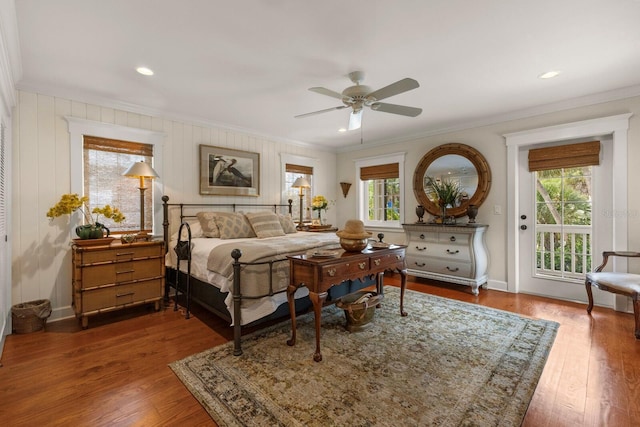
[402,223,489,294]
[72,240,165,328]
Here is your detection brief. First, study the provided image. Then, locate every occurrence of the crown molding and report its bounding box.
[337,84,640,153]
[14,81,336,153]
[14,78,640,155]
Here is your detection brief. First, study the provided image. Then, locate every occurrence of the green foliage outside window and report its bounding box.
[535,167,592,276]
[367,178,400,222]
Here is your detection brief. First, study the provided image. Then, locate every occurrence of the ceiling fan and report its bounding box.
[295,71,422,131]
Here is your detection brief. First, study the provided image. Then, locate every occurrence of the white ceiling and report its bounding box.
[12,0,640,149]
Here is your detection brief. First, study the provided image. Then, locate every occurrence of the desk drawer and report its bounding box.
[370,250,405,273]
[320,259,369,282]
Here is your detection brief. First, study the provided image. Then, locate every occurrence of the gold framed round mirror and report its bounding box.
[413,143,491,218]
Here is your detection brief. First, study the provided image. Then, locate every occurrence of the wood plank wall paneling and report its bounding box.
[11,90,336,318]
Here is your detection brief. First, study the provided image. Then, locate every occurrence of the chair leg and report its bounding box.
[585,279,595,314]
[633,296,640,340]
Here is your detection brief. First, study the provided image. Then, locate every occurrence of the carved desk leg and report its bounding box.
[376,272,384,308]
[286,284,301,347]
[309,290,328,362]
[399,266,408,317]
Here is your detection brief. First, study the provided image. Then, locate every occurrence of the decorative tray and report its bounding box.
[369,241,391,249]
[308,224,333,230]
[310,249,341,258]
[72,237,115,247]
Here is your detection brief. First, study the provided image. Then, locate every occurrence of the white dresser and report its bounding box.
[402,223,489,294]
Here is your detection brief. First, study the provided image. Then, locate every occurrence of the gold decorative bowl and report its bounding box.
[339,237,369,252]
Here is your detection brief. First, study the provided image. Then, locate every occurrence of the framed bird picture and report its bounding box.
[199,145,260,196]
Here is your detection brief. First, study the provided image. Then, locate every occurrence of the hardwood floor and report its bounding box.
[1,276,639,426]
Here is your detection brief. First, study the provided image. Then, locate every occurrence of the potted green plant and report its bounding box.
[425,177,461,223]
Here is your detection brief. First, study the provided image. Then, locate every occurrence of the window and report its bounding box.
[285,163,313,222]
[83,136,154,233]
[355,153,405,228]
[67,117,164,236]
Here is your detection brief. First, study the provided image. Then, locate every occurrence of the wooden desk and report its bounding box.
[286,245,407,362]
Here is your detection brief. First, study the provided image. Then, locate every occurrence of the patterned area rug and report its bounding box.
[170,287,558,426]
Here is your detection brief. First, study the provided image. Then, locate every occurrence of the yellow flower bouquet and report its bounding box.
[47,193,125,239]
[311,195,333,223]
[311,195,329,211]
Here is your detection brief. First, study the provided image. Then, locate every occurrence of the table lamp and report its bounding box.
[291,177,310,229]
[123,161,159,239]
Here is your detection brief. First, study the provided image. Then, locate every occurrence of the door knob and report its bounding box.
[520,225,527,230]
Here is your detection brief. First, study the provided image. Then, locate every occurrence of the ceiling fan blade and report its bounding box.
[348,109,363,130]
[309,87,348,100]
[366,78,419,101]
[295,105,347,119]
[371,102,422,117]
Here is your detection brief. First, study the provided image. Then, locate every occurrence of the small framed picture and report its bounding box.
[311,219,321,226]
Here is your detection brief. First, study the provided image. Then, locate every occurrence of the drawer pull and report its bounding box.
[419,234,425,240]
[449,236,456,242]
[116,270,135,274]
[396,255,402,260]
[416,246,427,251]
[415,262,426,267]
[358,262,367,270]
[116,252,135,256]
[446,249,459,255]
[446,266,459,272]
[327,268,336,277]
[116,292,134,297]
[374,259,381,266]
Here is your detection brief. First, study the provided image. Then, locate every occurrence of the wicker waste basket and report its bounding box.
[336,291,381,332]
[11,299,52,334]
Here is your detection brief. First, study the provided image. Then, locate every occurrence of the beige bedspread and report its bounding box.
[206,233,340,297]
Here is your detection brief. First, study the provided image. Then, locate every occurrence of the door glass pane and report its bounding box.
[534,167,592,281]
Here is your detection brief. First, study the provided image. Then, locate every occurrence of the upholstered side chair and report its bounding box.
[585,251,640,339]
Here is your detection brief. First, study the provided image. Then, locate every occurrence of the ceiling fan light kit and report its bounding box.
[295,71,422,131]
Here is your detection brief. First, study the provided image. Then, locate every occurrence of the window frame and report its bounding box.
[355,152,405,229]
[281,153,317,222]
[67,117,164,237]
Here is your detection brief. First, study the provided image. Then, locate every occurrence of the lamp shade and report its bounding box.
[123,161,159,179]
[291,177,310,188]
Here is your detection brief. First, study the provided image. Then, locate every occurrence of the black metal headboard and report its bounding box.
[161,195,293,253]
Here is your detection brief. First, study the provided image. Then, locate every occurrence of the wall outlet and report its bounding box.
[493,205,502,215]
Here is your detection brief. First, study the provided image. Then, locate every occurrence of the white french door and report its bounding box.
[506,114,630,311]
[517,140,613,304]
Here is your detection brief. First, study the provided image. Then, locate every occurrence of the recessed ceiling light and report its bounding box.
[538,70,560,79]
[136,67,154,76]
[338,128,347,133]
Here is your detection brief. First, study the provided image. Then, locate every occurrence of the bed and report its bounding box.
[161,196,372,355]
